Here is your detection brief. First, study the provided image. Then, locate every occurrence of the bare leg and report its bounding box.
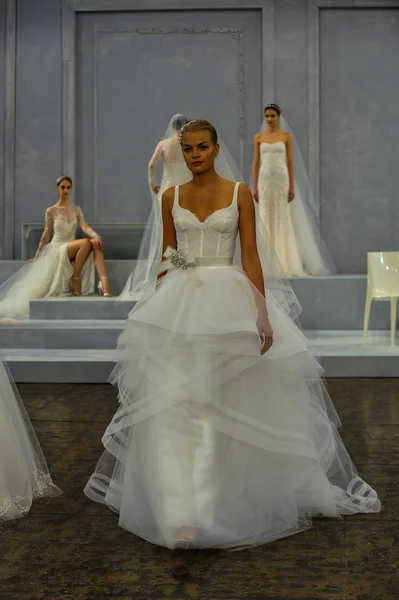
[91,242,112,296]
[67,238,93,294]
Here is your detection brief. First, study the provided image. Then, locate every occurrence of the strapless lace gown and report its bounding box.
[0,361,61,520]
[258,142,327,277]
[0,206,94,319]
[85,183,380,549]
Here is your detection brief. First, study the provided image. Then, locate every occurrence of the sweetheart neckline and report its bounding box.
[176,197,237,224]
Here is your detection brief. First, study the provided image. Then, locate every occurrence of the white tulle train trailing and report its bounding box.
[85,264,380,550]
[0,242,94,321]
[0,361,61,520]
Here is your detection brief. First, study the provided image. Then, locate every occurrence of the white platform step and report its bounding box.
[3,349,118,383]
[3,330,399,382]
[25,276,395,330]
[29,298,136,320]
[0,320,123,349]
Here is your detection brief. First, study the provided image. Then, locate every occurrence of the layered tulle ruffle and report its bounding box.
[85,266,380,549]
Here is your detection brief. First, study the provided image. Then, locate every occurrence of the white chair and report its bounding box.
[364,251,399,346]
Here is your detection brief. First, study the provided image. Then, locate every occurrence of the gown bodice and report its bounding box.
[51,212,78,244]
[46,205,94,245]
[259,142,288,181]
[172,183,239,259]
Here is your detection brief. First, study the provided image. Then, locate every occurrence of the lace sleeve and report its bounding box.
[148,142,163,188]
[35,208,53,257]
[77,207,97,238]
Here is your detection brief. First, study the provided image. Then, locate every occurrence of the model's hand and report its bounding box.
[253,188,259,203]
[288,186,295,202]
[92,235,104,251]
[257,312,273,355]
[152,185,160,194]
[258,325,274,355]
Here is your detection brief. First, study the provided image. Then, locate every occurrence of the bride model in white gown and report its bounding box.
[252,104,332,276]
[148,114,192,200]
[85,120,379,550]
[120,114,192,299]
[0,176,111,320]
[0,360,60,520]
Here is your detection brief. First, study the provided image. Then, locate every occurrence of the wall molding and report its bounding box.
[3,0,16,258]
[92,26,247,216]
[62,0,274,194]
[307,0,320,222]
[312,0,399,6]
[67,0,272,11]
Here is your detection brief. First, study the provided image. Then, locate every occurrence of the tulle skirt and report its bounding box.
[0,241,94,319]
[85,265,380,549]
[0,362,61,520]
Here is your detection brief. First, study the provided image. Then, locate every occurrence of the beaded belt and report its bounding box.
[158,247,233,287]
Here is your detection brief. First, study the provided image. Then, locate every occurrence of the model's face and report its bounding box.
[181,130,219,174]
[265,109,279,127]
[57,180,72,199]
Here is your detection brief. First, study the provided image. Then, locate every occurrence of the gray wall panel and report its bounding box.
[274,0,309,166]
[320,8,399,273]
[76,10,262,222]
[14,0,62,257]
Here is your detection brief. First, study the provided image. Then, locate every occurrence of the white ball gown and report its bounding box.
[0,205,95,320]
[0,361,61,520]
[85,182,380,550]
[258,142,329,277]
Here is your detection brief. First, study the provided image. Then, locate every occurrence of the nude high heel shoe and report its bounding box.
[97,276,112,297]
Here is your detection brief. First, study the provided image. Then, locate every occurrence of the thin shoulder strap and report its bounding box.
[173,185,179,208]
[232,182,240,206]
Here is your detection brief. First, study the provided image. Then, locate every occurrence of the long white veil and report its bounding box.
[253,111,334,276]
[119,114,191,300]
[118,118,302,321]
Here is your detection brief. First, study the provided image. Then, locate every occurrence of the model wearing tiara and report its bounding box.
[0,176,112,320]
[119,114,193,300]
[252,104,332,276]
[148,114,192,200]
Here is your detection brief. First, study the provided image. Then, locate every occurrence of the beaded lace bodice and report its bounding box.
[259,141,288,183]
[41,205,96,246]
[172,183,239,258]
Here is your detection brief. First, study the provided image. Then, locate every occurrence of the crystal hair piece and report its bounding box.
[56,175,71,186]
[265,103,281,113]
[178,120,198,143]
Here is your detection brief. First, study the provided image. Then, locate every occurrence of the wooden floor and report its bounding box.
[1,379,397,600]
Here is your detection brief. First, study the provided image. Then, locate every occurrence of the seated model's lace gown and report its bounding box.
[0,205,95,319]
[0,361,61,520]
[85,183,380,550]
